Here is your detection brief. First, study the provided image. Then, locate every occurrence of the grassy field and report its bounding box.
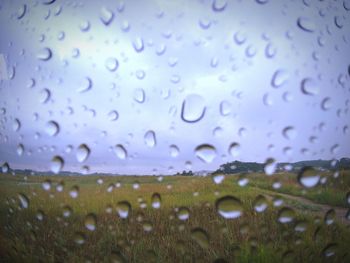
[0,171,349,263]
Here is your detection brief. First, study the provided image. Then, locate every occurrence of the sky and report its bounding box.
[0,0,349,175]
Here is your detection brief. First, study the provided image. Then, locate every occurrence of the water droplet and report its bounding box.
[321,97,331,111]
[216,196,243,219]
[105,57,119,72]
[301,78,319,95]
[298,167,320,188]
[253,195,268,213]
[76,144,90,162]
[17,144,24,156]
[256,0,269,4]
[297,17,316,32]
[1,162,10,173]
[191,228,209,249]
[346,192,350,205]
[84,213,97,231]
[144,130,156,147]
[114,144,127,160]
[271,70,289,88]
[212,0,227,12]
[50,156,64,174]
[195,144,216,163]
[79,20,90,32]
[107,110,119,122]
[143,221,153,232]
[74,232,86,245]
[265,43,277,58]
[100,7,114,25]
[344,0,350,11]
[36,210,45,221]
[220,101,231,116]
[177,207,190,220]
[56,181,64,192]
[324,209,335,225]
[181,94,206,123]
[212,174,225,184]
[42,180,51,191]
[17,4,26,19]
[228,143,240,157]
[18,193,29,209]
[322,243,337,257]
[133,88,145,103]
[264,158,276,175]
[37,48,52,61]
[199,18,211,29]
[116,201,131,218]
[62,205,72,217]
[69,185,79,198]
[45,121,59,136]
[13,119,21,132]
[151,193,161,209]
[78,77,93,93]
[238,177,249,187]
[282,126,297,140]
[233,31,246,45]
[294,221,308,232]
[39,88,51,103]
[132,37,144,52]
[169,145,180,157]
[277,207,295,223]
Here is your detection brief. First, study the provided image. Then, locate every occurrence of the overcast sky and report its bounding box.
[0,0,349,175]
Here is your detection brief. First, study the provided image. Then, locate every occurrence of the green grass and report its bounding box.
[0,172,349,263]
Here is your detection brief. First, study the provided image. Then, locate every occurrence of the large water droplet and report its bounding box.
[42,180,51,191]
[298,167,320,188]
[17,4,27,19]
[212,174,225,184]
[264,158,276,175]
[297,17,316,32]
[181,94,206,123]
[37,48,52,61]
[74,232,86,245]
[45,121,60,136]
[51,156,64,174]
[301,78,319,95]
[195,144,216,163]
[216,196,243,219]
[100,7,114,25]
[76,144,90,162]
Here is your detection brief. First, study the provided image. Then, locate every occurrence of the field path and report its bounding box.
[259,188,350,225]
